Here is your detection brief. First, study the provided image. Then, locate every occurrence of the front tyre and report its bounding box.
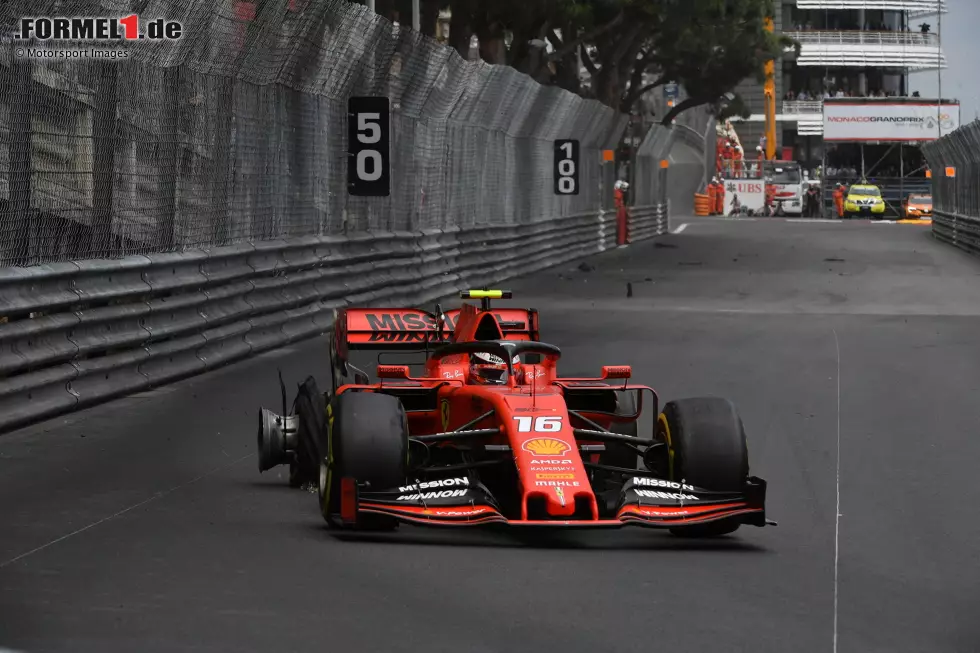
[657,397,750,538]
[319,391,409,531]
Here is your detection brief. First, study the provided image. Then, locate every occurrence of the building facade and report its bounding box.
[734,0,947,167]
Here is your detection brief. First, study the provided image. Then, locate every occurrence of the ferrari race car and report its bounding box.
[257,290,774,537]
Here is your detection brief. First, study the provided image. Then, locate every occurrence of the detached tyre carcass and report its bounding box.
[257,376,327,488]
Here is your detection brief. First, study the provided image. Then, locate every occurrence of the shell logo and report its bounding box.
[522,438,570,456]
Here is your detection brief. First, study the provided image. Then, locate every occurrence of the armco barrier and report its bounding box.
[931,210,980,255]
[0,208,641,434]
[627,205,670,243]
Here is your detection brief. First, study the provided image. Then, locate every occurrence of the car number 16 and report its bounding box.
[513,416,562,432]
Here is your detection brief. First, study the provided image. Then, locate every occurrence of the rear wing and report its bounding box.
[335,306,540,353]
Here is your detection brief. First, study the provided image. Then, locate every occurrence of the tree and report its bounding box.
[652,0,796,125]
[439,0,796,122]
[716,93,752,122]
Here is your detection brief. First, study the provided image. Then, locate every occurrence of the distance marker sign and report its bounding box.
[554,139,580,195]
[348,96,391,196]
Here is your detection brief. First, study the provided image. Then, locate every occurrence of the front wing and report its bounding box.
[346,476,772,529]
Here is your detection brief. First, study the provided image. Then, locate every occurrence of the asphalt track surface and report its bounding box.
[3,217,980,653]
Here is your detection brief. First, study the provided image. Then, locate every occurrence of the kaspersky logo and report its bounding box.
[15,15,183,41]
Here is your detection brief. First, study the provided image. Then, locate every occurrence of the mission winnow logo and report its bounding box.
[15,15,182,41]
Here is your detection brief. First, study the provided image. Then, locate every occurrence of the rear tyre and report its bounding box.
[318,391,409,531]
[657,397,750,538]
[600,391,640,471]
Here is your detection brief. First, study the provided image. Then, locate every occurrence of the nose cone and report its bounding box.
[502,393,597,519]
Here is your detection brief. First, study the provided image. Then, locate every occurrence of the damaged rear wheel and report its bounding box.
[256,376,327,488]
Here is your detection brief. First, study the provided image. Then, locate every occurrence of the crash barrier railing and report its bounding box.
[0,206,670,434]
[627,205,669,243]
[931,211,980,255]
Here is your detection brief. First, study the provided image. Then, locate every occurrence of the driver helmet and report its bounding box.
[469,352,521,385]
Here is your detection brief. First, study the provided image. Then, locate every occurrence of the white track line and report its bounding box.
[0,453,253,570]
[671,223,689,234]
[832,328,842,653]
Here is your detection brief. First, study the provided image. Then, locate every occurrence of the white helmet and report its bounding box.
[470,351,520,385]
[472,352,520,366]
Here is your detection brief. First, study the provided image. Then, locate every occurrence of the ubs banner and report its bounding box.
[723,179,765,213]
[823,102,961,141]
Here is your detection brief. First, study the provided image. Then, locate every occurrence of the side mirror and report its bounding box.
[601,365,631,380]
[377,365,410,380]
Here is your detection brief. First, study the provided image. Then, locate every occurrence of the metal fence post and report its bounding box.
[158,66,181,250]
[91,62,118,258]
[6,42,33,265]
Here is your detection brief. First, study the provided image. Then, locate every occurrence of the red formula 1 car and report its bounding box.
[257,290,774,537]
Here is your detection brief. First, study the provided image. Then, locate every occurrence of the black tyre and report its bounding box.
[290,376,328,488]
[318,391,409,531]
[657,397,749,538]
[600,391,640,471]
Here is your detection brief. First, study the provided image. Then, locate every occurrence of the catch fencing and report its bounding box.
[922,119,980,254]
[632,95,716,216]
[0,0,631,267]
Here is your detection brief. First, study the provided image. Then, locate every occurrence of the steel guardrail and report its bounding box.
[931,210,980,256]
[627,204,670,243]
[0,207,655,434]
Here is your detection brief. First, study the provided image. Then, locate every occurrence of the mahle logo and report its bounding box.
[16,15,183,41]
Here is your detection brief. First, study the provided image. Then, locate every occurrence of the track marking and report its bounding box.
[787,219,841,223]
[671,223,689,234]
[832,328,842,653]
[0,453,253,570]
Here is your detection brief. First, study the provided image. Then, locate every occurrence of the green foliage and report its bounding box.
[716,93,752,122]
[443,0,791,121]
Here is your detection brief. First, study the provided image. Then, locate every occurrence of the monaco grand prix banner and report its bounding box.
[823,102,961,142]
